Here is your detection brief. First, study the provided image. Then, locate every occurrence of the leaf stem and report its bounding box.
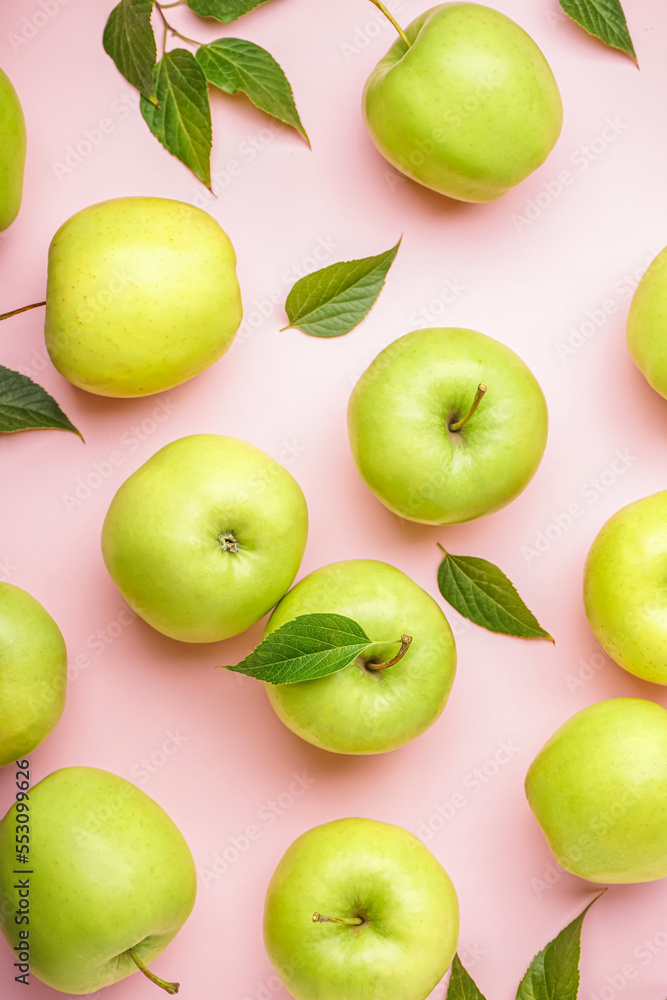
[0,301,46,322]
[154,4,201,48]
[312,913,364,926]
[366,0,411,47]
[129,949,180,995]
[157,0,185,7]
[449,383,487,433]
[366,634,412,671]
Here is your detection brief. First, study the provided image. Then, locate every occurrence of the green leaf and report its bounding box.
[140,49,212,188]
[515,894,604,1000]
[196,38,308,143]
[559,0,637,64]
[436,546,553,641]
[186,0,273,23]
[283,240,401,338]
[0,366,81,437]
[446,954,488,1000]
[223,613,375,685]
[103,0,157,101]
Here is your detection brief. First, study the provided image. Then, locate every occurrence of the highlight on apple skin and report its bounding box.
[101,434,309,643]
[583,490,667,685]
[347,327,548,525]
[264,817,460,1000]
[525,698,667,884]
[264,558,456,754]
[44,196,243,397]
[0,66,26,231]
[0,766,197,994]
[0,582,67,768]
[627,245,667,399]
[362,3,563,203]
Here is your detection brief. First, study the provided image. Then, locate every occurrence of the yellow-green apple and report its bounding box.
[264,817,459,1000]
[362,3,563,202]
[265,559,456,753]
[102,434,309,642]
[526,698,667,883]
[0,583,67,767]
[0,766,196,993]
[627,246,667,398]
[0,67,26,231]
[347,327,548,524]
[583,491,667,684]
[44,196,243,397]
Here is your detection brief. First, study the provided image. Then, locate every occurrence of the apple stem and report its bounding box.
[366,0,412,48]
[0,301,46,322]
[366,634,412,671]
[129,949,180,995]
[312,912,364,926]
[449,383,488,433]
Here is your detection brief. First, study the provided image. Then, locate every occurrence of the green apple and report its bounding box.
[525,698,667,883]
[264,817,459,1000]
[348,327,548,525]
[0,766,196,993]
[362,3,562,202]
[583,491,667,684]
[264,559,456,754]
[627,246,667,398]
[0,67,26,231]
[44,196,243,397]
[102,434,309,642]
[0,583,67,767]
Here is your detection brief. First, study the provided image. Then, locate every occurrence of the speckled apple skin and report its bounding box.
[347,328,548,525]
[44,197,243,397]
[363,3,563,202]
[526,699,667,883]
[627,246,667,399]
[0,766,197,994]
[0,68,26,232]
[264,817,459,1000]
[265,559,456,754]
[0,582,67,767]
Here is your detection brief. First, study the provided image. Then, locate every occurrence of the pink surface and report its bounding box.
[2,0,667,997]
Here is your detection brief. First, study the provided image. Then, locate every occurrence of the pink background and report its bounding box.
[2,0,667,997]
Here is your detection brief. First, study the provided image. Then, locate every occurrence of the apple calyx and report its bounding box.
[365,633,412,672]
[312,912,364,926]
[129,949,180,994]
[449,383,488,433]
[218,531,239,553]
[366,0,411,48]
[0,300,46,322]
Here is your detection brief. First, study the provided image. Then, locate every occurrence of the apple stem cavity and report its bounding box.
[0,300,46,322]
[312,912,364,926]
[366,634,412,671]
[129,949,180,995]
[218,531,239,553]
[366,0,412,48]
[449,383,488,433]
